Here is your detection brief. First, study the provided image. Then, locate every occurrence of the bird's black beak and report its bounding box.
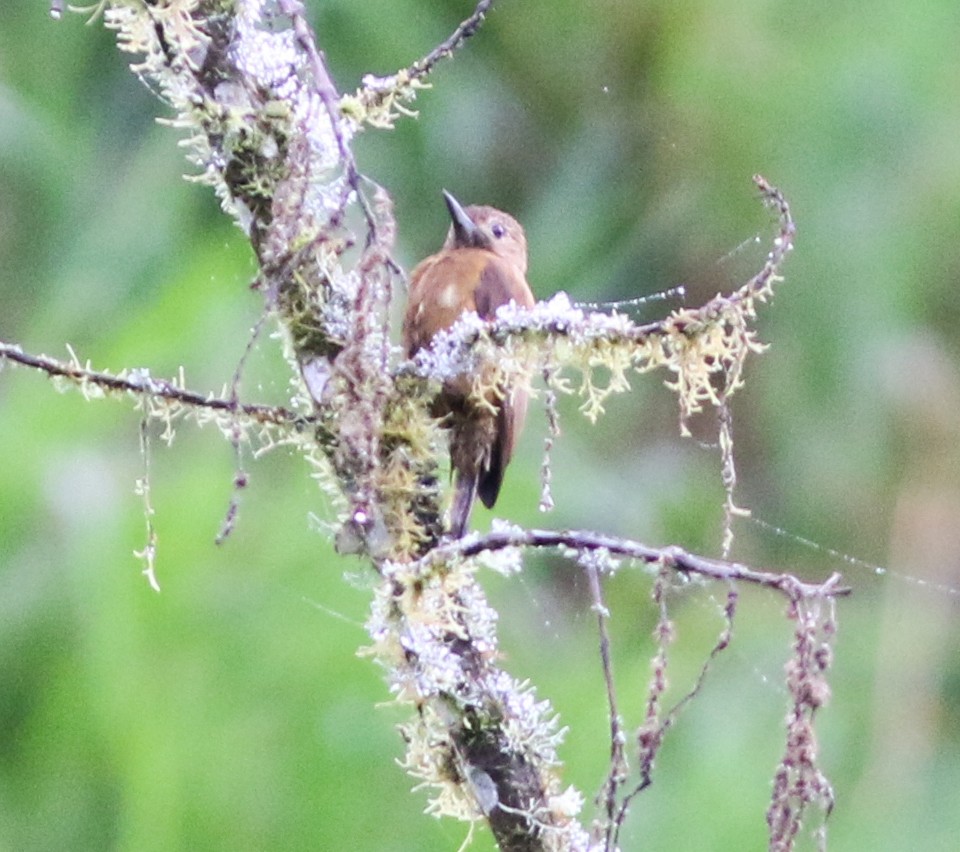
[443,189,481,248]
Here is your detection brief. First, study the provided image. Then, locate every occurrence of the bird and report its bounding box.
[403,191,536,538]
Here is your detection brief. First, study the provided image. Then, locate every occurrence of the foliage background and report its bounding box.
[2,1,959,849]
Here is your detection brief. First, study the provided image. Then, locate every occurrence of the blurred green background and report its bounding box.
[2,1,960,849]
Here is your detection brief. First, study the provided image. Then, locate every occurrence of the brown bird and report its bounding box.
[404,191,535,537]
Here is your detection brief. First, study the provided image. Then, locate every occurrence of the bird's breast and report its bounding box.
[404,247,534,365]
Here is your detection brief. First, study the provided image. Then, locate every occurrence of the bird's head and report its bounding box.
[442,190,528,275]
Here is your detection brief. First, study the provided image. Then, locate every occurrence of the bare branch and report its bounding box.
[417,527,852,601]
[409,0,496,83]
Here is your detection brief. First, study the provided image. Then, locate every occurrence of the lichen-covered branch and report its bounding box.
[95,0,447,556]
[403,173,793,431]
[367,554,592,851]
[0,341,304,430]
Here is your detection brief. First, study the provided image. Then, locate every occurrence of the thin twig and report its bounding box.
[409,0,495,82]
[613,584,738,843]
[582,553,628,850]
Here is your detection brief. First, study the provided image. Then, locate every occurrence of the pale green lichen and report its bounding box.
[340,68,432,132]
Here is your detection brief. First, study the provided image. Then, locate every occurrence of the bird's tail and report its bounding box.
[449,470,479,538]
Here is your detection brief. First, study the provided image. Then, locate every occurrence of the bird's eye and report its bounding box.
[491,223,506,239]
